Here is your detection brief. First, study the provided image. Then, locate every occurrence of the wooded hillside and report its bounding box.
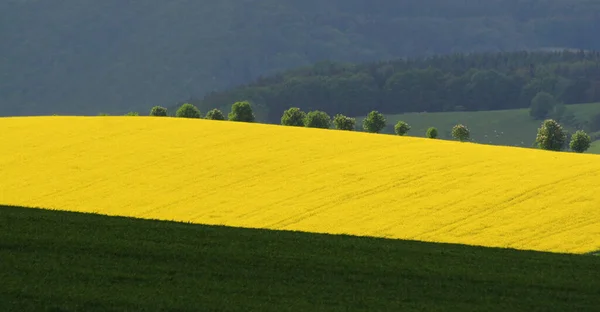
[1,0,599,116]
[198,51,600,122]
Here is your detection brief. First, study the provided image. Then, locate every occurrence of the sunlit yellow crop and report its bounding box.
[1,116,599,254]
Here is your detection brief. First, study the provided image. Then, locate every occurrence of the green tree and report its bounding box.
[281,107,307,127]
[569,130,591,153]
[332,114,355,131]
[205,108,225,120]
[362,110,386,133]
[304,111,331,129]
[529,92,557,120]
[150,106,168,117]
[535,119,566,151]
[426,127,438,138]
[228,101,255,122]
[452,124,470,142]
[176,103,201,118]
[394,121,411,136]
[124,111,139,116]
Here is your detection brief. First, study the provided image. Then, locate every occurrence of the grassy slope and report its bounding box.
[588,141,600,153]
[1,205,599,312]
[355,102,600,152]
[1,116,600,254]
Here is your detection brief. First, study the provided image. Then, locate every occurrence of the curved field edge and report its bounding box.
[1,205,600,312]
[1,116,600,254]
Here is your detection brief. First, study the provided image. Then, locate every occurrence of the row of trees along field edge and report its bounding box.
[143,101,595,154]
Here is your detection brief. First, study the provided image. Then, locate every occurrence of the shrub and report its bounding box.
[205,108,225,120]
[569,130,591,153]
[124,111,139,116]
[176,103,201,118]
[452,124,470,142]
[228,101,255,122]
[304,110,331,129]
[281,107,307,127]
[426,127,438,139]
[332,114,355,131]
[362,110,386,133]
[535,119,566,151]
[529,92,557,120]
[150,106,168,116]
[394,121,411,136]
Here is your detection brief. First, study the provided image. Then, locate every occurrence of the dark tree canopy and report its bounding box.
[452,124,470,142]
[176,103,201,118]
[150,106,168,117]
[394,121,411,136]
[536,119,567,151]
[363,111,386,133]
[569,130,591,153]
[529,92,558,120]
[426,127,438,139]
[281,107,307,127]
[201,50,600,123]
[3,0,600,116]
[228,101,255,122]
[304,111,332,129]
[205,108,226,120]
[333,114,356,131]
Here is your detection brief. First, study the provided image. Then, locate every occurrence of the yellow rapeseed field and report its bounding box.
[1,116,599,254]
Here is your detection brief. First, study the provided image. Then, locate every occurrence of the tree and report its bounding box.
[175,103,201,118]
[529,91,557,120]
[281,107,307,126]
[535,119,566,151]
[332,114,356,131]
[394,121,411,136]
[569,130,591,153]
[304,110,331,129]
[228,101,255,122]
[124,111,139,116]
[362,110,386,133]
[426,127,438,138]
[205,108,225,120]
[150,106,168,116]
[452,124,470,142]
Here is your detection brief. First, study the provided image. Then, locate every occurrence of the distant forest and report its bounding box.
[195,51,600,122]
[1,0,600,116]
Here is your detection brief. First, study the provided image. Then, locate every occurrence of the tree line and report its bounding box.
[195,50,600,123]
[135,100,593,154]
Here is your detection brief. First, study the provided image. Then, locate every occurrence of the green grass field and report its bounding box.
[355,102,600,153]
[1,205,599,311]
[588,140,600,154]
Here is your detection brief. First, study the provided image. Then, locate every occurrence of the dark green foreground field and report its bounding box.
[1,206,599,311]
